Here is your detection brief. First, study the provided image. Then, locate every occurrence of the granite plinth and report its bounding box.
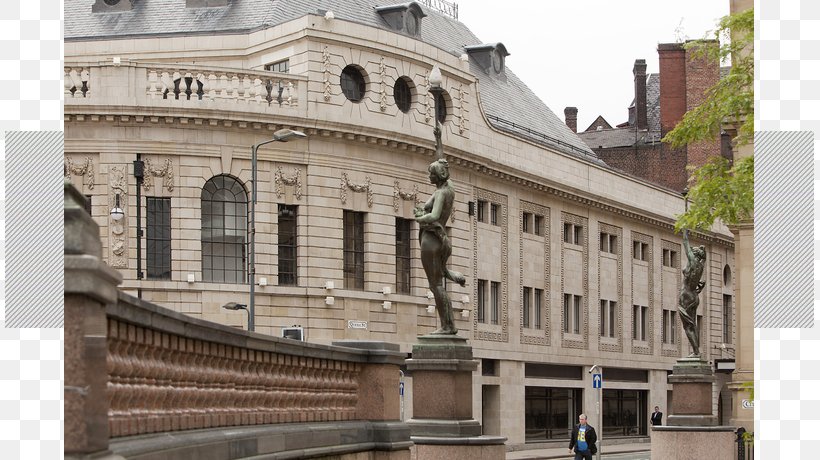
[411,436,507,460]
[407,336,477,420]
[667,358,716,426]
[651,426,735,460]
[406,418,482,437]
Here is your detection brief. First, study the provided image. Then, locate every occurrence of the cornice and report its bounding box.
[64,106,734,248]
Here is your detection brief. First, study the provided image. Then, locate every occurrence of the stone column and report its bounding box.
[64,182,124,459]
[405,335,506,459]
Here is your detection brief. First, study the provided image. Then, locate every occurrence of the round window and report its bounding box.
[723,264,732,286]
[103,0,121,5]
[406,12,419,35]
[491,49,504,73]
[394,77,413,113]
[340,65,366,102]
[435,90,448,124]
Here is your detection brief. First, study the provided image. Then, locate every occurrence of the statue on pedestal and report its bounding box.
[414,126,466,335]
[679,228,706,357]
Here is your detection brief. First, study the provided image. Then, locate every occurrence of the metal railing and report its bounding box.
[418,0,458,20]
[736,427,754,460]
[485,114,596,159]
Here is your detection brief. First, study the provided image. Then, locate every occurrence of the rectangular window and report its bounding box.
[564,294,582,334]
[491,281,500,325]
[477,279,487,323]
[343,211,365,289]
[395,218,412,294]
[564,223,583,245]
[278,205,298,286]
[523,287,532,327]
[600,300,607,336]
[662,310,669,344]
[600,233,618,254]
[632,305,648,341]
[477,200,487,223]
[491,203,499,225]
[609,234,617,254]
[662,248,679,267]
[534,215,543,236]
[84,194,93,215]
[264,59,289,73]
[146,197,171,280]
[564,223,573,243]
[525,387,583,441]
[633,241,648,261]
[670,311,677,344]
[523,212,532,233]
[723,294,732,344]
[600,300,617,337]
[600,233,608,252]
[534,288,543,329]
[574,226,582,246]
[609,301,616,338]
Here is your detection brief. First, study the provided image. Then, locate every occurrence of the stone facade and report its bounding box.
[65,1,736,449]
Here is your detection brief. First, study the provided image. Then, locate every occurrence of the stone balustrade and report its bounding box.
[65,67,90,98]
[146,67,300,107]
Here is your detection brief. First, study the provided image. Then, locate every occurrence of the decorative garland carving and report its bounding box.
[109,166,128,268]
[392,181,420,212]
[64,156,95,189]
[322,46,331,101]
[142,158,174,192]
[597,222,624,353]
[379,57,387,112]
[275,166,303,200]
[458,83,468,134]
[424,74,433,123]
[340,173,373,207]
[520,201,551,346]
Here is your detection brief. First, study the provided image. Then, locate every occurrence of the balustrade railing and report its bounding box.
[146,67,300,107]
[65,67,90,98]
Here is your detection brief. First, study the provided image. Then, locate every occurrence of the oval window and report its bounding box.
[340,65,366,102]
[394,77,413,113]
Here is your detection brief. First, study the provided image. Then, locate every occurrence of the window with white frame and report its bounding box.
[564,223,583,245]
[564,293,582,334]
[599,299,617,338]
[633,241,649,261]
[662,309,677,344]
[600,232,617,254]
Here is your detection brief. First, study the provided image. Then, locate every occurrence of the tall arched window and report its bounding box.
[201,175,248,283]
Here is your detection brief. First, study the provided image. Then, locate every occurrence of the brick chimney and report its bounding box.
[633,59,648,130]
[564,107,578,133]
[658,43,686,135]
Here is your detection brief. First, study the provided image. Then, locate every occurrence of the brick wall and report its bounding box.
[594,143,687,192]
[684,41,721,171]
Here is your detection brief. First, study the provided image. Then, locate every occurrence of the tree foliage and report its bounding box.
[664,8,754,232]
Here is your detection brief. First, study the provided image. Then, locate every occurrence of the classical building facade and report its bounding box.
[65,0,736,448]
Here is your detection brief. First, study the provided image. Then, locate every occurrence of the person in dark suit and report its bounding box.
[568,414,598,460]
[650,405,663,426]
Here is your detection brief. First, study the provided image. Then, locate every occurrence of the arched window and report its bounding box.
[201,175,248,283]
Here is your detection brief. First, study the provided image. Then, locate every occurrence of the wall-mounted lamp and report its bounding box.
[382,286,392,295]
[426,305,435,313]
[460,309,470,319]
[110,193,124,221]
[187,273,196,283]
[426,290,434,300]
[258,277,267,287]
[325,281,335,290]
[325,296,335,306]
[382,301,392,310]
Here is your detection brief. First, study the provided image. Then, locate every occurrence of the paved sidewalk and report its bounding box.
[506,441,650,459]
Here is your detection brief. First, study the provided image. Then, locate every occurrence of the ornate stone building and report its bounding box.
[65,0,736,448]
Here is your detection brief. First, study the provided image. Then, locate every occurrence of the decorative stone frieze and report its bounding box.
[393,181,420,212]
[340,173,373,207]
[274,165,303,200]
[65,156,95,189]
[379,57,388,112]
[142,158,174,192]
[108,166,128,268]
[322,46,332,101]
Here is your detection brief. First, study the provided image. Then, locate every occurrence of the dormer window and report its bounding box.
[464,43,510,75]
[375,2,427,37]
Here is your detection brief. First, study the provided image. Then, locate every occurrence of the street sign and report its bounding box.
[742,399,754,409]
[399,381,405,396]
[592,373,602,389]
[347,320,368,329]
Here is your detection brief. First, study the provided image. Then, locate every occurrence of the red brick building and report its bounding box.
[569,42,729,192]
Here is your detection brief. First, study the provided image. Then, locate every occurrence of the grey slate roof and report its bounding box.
[65,0,598,162]
[578,72,661,149]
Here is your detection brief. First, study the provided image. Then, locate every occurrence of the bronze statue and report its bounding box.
[414,127,466,334]
[678,228,706,357]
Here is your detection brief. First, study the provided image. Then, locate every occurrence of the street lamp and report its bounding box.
[109,193,124,221]
[222,302,250,330]
[428,65,444,160]
[248,128,307,332]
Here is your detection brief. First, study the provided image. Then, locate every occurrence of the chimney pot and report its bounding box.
[564,106,578,133]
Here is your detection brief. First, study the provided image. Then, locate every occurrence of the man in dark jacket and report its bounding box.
[568,413,598,460]
[650,406,663,426]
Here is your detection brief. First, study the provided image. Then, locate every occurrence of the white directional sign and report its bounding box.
[592,373,602,389]
[741,399,754,409]
[347,320,368,329]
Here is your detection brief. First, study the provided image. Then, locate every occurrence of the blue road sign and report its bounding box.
[399,381,405,396]
[592,373,602,389]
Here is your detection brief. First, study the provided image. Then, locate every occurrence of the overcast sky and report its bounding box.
[457,0,729,131]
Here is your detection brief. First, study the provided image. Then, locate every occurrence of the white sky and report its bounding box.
[457,0,730,131]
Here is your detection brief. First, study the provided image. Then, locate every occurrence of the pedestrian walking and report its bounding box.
[568,413,598,460]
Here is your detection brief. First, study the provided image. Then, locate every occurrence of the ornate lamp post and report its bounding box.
[429,64,444,160]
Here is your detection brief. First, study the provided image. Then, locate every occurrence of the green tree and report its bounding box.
[663,8,754,232]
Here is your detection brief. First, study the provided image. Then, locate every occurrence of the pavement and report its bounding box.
[506,441,651,459]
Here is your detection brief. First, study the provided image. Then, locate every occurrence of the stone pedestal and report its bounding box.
[651,358,735,460]
[405,335,506,459]
[667,358,717,427]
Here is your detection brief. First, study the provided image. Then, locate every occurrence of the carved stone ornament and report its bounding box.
[458,83,468,134]
[274,166,302,200]
[424,74,433,123]
[64,156,95,189]
[379,57,387,112]
[142,158,174,192]
[340,173,373,207]
[109,166,128,268]
[393,181,420,212]
[323,46,332,101]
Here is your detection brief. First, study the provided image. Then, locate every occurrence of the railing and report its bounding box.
[65,67,90,98]
[736,427,754,460]
[485,114,597,160]
[419,0,459,20]
[146,67,299,107]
